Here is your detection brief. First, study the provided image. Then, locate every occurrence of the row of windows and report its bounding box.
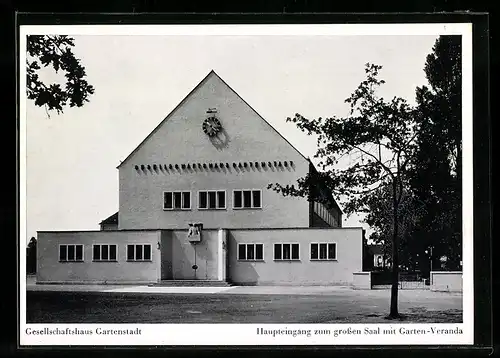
[314,201,341,227]
[238,242,337,261]
[59,244,152,262]
[164,190,262,210]
[58,242,337,263]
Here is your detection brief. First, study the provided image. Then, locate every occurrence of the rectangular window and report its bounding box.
[75,245,83,261]
[310,243,337,260]
[182,192,190,209]
[311,243,318,260]
[127,244,152,262]
[328,243,337,260]
[237,243,264,261]
[274,244,282,260]
[217,191,225,209]
[234,191,242,208]
[253,190,261,208]
[243,190,252,208]
[247,245,255,260]
[164,191,191,210]
[174,192,182,209]
[59,244,84,262]
[320,243,327,259]
[198,190,226,209]
[199,191,207,209]
[274,243,300,261]
[233,189,262,209]
[93,244,118,262]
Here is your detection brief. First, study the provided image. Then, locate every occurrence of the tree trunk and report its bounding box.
[389,179,400,318]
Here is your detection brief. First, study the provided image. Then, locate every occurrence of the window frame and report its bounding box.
[92,244,118,262]
[163,190,192,211]
[232,189,262,209]
[198,190,227,210]
[310,242,337,261]
[126,243,153,262]
[237,243,265,261]
[58,244,84,262]
[273,243,300,261]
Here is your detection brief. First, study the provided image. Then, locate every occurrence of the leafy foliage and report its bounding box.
[409,35,462,270]
[269,63,419,219]
[26,35,95,114]
[269,63,422,318]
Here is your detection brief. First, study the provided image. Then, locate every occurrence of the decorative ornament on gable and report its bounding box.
[202,108,222,137]
[187,222,203,243]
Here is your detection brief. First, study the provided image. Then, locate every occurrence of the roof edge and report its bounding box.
[213,72,309,163]
[116,70,217,169]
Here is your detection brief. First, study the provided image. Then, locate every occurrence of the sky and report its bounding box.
[24,32,440,244]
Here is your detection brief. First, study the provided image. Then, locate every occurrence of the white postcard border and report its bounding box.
[19,22,474,346]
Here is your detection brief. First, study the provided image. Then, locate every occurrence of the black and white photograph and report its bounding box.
[19,22,474,346]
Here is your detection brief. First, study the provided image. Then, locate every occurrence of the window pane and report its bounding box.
[59,245,67,261]
[217,191,225,208]
[110,245,117,261]
[243,190,252,208]
[256,244,263,260]
[93,245,100,260]
[252,190,261,208]
[208,191,216,209]
[182,192,190,209]
[247,245,255,260]
[144,245,151,260]
[127,245,134,260]
[234,191,242,208]
[67,245,75,261]
[164,192,173,209]
[76,245,83,261]
[283,244,291,260]
[199,192,207,209]
[311,244,318,260]
[328,243,336,260]
[102,245,109,260]
[274,244,282,260]
[174,192,182,209]
[292,244,300,260]
[136,245,143,260]
[238,244,246,260]
[320,244,327,259]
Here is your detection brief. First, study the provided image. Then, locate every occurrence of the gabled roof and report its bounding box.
[117,70,308,169]
[99,212,118,225]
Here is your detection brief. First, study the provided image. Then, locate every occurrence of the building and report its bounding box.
[36,70,364,286]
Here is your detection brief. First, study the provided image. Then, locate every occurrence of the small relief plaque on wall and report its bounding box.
[187,222,202,243]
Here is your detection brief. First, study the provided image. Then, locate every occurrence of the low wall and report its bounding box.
[37,230,162,284]
[430,271,463,292]
[227,227,363,285]
[352,272,371,289]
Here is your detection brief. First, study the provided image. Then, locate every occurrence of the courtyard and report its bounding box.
[26,284,462,324]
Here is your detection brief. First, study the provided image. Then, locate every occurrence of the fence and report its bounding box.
[371,270,429,289]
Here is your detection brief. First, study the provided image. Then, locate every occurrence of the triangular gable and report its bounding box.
[117,70,308,169]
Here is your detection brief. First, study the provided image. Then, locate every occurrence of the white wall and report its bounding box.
[227,228,363,285]
[118,72,310,231]
[37,231,161,284]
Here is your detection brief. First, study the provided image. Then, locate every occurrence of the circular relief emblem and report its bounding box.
[202,116,222,137]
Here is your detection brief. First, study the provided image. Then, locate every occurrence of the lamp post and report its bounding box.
[425,247,433,285]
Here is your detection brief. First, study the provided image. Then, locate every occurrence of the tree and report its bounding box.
[364,184,427,272]
[411,36,462,270]
[269,63,421,318]
[26,35,95,115]
[26,237,37,274]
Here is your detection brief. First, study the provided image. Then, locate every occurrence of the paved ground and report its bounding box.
[26,287,462,324]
